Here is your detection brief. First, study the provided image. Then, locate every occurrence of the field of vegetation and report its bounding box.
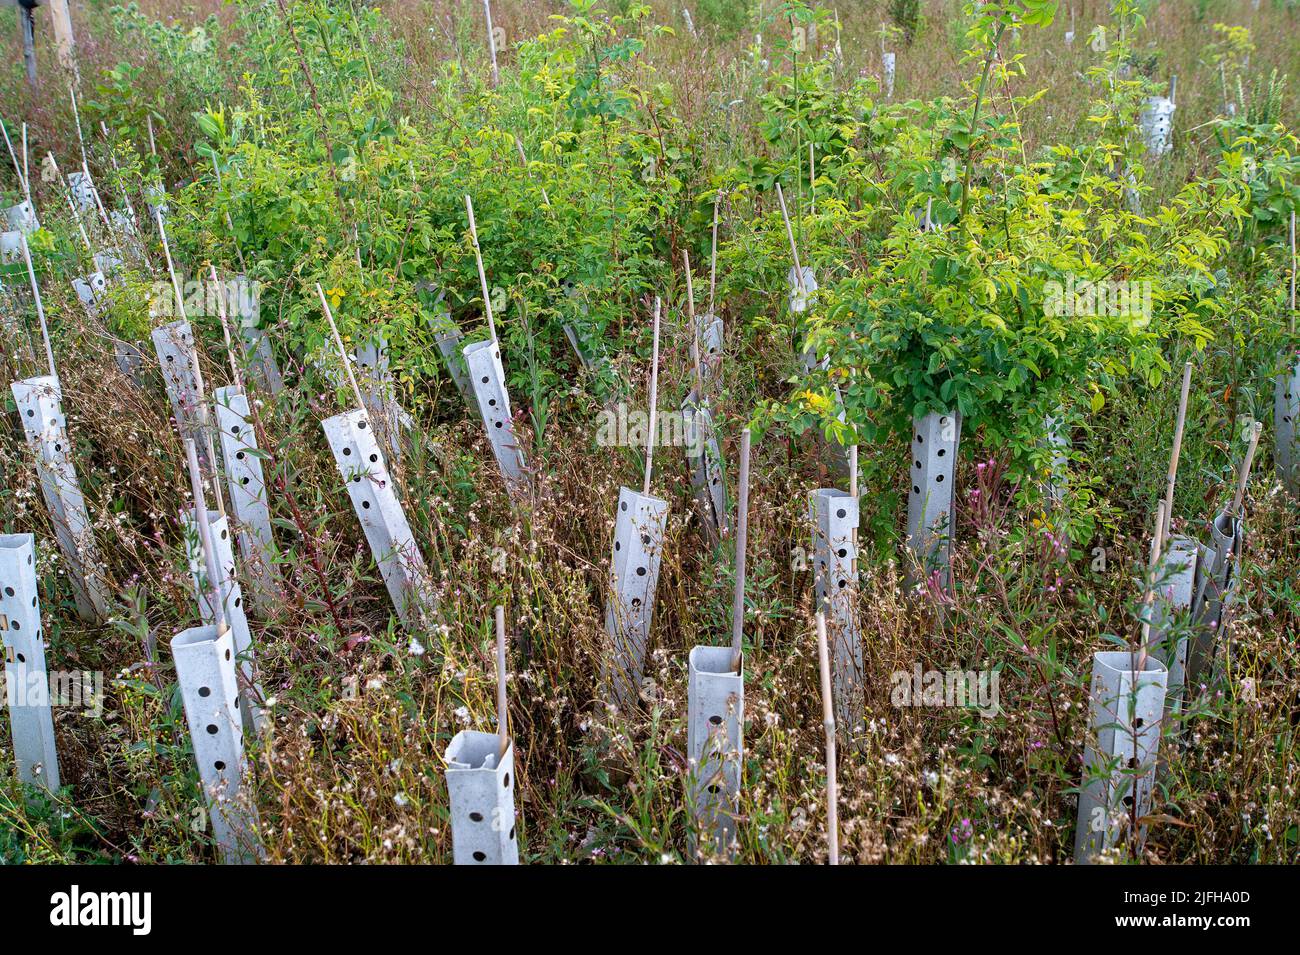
[0,0,1297,865]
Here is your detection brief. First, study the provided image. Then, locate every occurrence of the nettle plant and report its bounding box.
[773,1,1233,515]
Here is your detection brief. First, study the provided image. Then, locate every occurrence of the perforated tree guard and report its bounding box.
[809,487,863,735]
[170,624,261,864]
[3,199,38,235]
[1150,536,1198,731]
[1188,510,1241,689]
[322,409,432,629]
[697,311,724,385]
[228,275,284,396]
[1276,359,1299,495]
[434,319,475,406]
[10,376,111,622]
[906,410,961,582]
[686,645,743,856]
[181,507,265,735]
[463,339,528,498]
[151,320,213,474]
[71,270,107,320]
[214,386,277,610]
[681,392,728,547]
[603,488,670,710]
[1139,96,1175,157]
[1073,651,1167,863]
[1,533,60,793]
[443,731,519,865]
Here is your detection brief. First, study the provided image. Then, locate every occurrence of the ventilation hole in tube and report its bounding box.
[234,597,242,608]
[837,579,847,588]
[1132,717,1144,729]
[214,760,226,771]
[25,409,33,417]
[199,686,211,698]
[509,826,516,840]
[1122,795,1133,807]
[362,501,371,509]
[221,529,228,540]
[481,376,489,384]
[225,649,231,661]
[837,548,847,558]
[353,475,361,482]
[708,784,721,794]
[16,652,26,663]
[495,421,503,429]
[241,477,250,485]
[1127,757,1139,769]
[936,474,945,483]
[709,715,723,726]
[236,451,245,461]
[620,501,628,512]
[166,355,175,362]
[470,811,484,822]
[4,587,12,597]
[369,454,378,463]
[10,621,18,631]
[503,773,510,788]
[940,417,950,427]
[836,509,846,519]
[631,598,642,608]
[641,534,650,546]
[473,851,486,862]
[231,425,240,435]
[913,485,920,494]
[636,566,647,576]
[915,433,922,443]
[206,724,218,734]
[31,596,36,607]
[914,460,921,469]
[489,398,497,407]
[937,448,946,457]
[358,420,367,429]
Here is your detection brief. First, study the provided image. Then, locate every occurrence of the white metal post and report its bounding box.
[1,533,60,793]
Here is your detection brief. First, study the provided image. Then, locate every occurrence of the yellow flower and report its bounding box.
[799,389,833,415]
[326,287,345,308]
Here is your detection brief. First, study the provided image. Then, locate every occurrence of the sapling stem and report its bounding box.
[684,250,704,395]
[644,297,662,497]
[1289,210,1296,333]
[814,611,839,865]
[809,142,816,217]
[464,195,498,345]
[315,282,369,415]
[1136,500,1167,670]
[848,444,859,572]
[513,136,550,207]
[730,428,752,671]
[1163,361,1193,539]
[19,235,58,385]
[496,604,509,759]
[1231,421,1263,517]
[1,116,29,200]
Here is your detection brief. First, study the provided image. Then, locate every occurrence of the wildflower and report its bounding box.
[326,286,346,308]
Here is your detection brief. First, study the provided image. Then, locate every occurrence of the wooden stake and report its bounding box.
[643,298,662,497]
[775,182,807,296]
[19,235,58,385]
[730,428,752,671]
[464,195,498,345]
[483,0,500,87]
[684,250,704,394]
[496,604,509,759]
[1231,421,1263,517]
[1162,361,1193,539]
[315,282,369,415]
[815,611,839,865]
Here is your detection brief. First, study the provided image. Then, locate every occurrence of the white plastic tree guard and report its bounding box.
[151,320,213,472]
[322,409,432,629]
[1073,651,1167,863]
[1149,536,1198,731]
[1041,412,1069,505]
[788,265,818,316]
[434,320,475,405]
[214,386,277,609]
[463,338,528,498]
[681,393,728,547]
[443,731,519,865]
[145,183,169,225]
[907,410,961,582]
[603,488,670,710]
[355,336,412,465]
[170,624,261,864]
[225,277,284,396]
[66,171,98,215]
[697,311,724,385]
[3,199,38,235]
[181,507,265,734]
[1139,96,1175,157]
[10,376,111,623]
[71,271,107,320]
[809,488,863,735]
[1276,359,1298,495]
[1,533,60,793]
[0,231,22,264]
[882,51,896,98]
[687,644,743,856]
[1187,510,1241,689]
